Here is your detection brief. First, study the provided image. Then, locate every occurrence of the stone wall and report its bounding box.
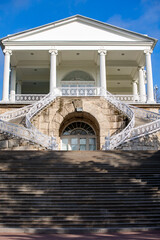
[32,97,128,150]
[0,104,26,115]
[0,134,43,150]
[118,131,160,150]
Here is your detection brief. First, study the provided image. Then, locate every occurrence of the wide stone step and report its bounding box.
[0,189,158,194]
[0,221,160,228]
[0,197,160,205]
[0,150,159,232]
[1,218,160,225]
[0,177,159,182]
[1,196,159,201]
[0,203,159,209]
[1,208,160,214]
[1,213,160,218]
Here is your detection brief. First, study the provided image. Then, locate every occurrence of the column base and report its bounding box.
[1,99,9,103]
[147,100,156,104]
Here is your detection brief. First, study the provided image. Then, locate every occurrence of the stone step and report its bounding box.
[0,222,160,228]
[0,189,158,194]
[1,218,160,225]
[1,208,160,214]
[0,204,159,209]
[0,212,159,221]
[0,199,159,204]
[0,150,159,232]
[1,196,159,200]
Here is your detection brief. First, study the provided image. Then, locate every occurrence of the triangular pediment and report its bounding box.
[1,15,156,44]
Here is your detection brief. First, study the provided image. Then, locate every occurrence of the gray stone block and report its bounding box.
[8,139,20,148]
[0,140,8,149]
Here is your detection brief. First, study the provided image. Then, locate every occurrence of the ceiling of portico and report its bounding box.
[12,49,144,87]
[11,49,144,65]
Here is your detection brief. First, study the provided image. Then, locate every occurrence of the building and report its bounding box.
[0,15,160,151]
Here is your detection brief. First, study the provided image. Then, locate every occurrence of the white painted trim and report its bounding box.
[4,45,152,51]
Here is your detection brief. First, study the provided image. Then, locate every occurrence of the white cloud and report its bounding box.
[107,1,160,39]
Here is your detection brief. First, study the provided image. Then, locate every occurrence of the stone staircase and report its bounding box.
[0,150,160,233]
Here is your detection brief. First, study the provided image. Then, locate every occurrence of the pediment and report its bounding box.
[1,15,156,44]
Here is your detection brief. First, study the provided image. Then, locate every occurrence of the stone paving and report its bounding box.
[0,231,160,240]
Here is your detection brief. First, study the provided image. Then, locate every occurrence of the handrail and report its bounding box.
[130,105,160,121]
[0,91,60,150]
[0,87,159,150]
[26,90,60,128]
[0,119,56,149]
[13,94,46,102]
[0,105,32,121]
[103,90,135,149]
[127,119,160,141]
[25,90,60,149]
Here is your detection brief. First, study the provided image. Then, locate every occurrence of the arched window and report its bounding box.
[61,71,95,96]
[62,70,94,82]
[62,122,95,136]
[61,121,96,151]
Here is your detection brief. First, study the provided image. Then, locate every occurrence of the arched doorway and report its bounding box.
[61,121,96,151]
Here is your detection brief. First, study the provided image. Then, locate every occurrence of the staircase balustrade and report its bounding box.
[0,105,32,121]
[14,94,46,102]
[130,105,160,120]
[103,90,135,149]
[0,87,160,150]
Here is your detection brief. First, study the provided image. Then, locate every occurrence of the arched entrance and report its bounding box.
[59,112,100,151]
[61,121,96,151]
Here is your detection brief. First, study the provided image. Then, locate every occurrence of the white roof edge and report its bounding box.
[0,14,158,48]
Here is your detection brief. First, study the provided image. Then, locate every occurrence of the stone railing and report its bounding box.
[127,119,160,141]
[25,90,61,149]
[103,90,135,150]
[60,87,101,96]
[130,105,160,120]
[7,92,141,103]
[115,95,136,102]
[123,106,160,142]
[0,119,54,149]
[0,91,60,150]
[1,87,159,150]
[13,94,46,102]
[0,105,32,121]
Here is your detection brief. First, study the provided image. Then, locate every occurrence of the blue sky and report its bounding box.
[0,0,160,99]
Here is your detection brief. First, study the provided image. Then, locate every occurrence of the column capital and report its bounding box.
[11,66,16,70]
[144,49,153,55]
[132,79,138,84]
[138,66,144,71]
[3,49,12,55]
[49,49,58,55]
[98,49,107,56]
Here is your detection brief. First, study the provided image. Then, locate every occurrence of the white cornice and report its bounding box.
[3,40,153,47]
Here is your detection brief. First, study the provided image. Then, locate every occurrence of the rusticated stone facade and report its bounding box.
[118,132,160,150]
[32,96,128,150]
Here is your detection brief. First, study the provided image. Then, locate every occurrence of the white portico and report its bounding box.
[0,15,157,104]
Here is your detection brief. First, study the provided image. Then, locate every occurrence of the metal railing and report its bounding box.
[60,87,101,96]
[7,92,141,103]
[0,87,159,150]
[103,90,135,150]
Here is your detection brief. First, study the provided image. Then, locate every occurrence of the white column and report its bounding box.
[2,50,12,101]
[49,50,58,93]
[10,67,16,102]
[98,50,107,95]
[17,80,22,94]
[138,66,146,103]
[132,80,139,102]
[144,50,155,103]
